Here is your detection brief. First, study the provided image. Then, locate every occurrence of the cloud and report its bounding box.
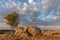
[0,22,10,29]
[33,7,38,11]
[28,0,33,4]
[16,3,21,10]
[42,0,60,15]
[52,16,58,20]
[23,3,29,11]
[12,2,16,6]
[0,0,60,29]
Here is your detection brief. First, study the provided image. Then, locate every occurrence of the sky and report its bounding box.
[0,0,60,30]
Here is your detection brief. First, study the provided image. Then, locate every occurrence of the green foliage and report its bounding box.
[5,12,19,28]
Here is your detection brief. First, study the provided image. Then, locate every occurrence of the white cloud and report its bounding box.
[0,0,60,29]
[12,2,16,6]
[28,0,33,4]
[23,3,28,11]
[0,0,58,15]
[0,22,10,29]
[17,3,21,10]
[42,0,60,15]
[52,16,58,20]
[33,7,38,11]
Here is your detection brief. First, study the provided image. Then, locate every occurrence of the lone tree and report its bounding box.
[5,12,19,30]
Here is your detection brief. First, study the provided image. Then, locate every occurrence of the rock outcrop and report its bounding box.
[14,26,41,39]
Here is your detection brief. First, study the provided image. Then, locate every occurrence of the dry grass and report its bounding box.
[0,30,60,40]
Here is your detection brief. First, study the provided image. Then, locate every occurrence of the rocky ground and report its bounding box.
[0,26,60,40]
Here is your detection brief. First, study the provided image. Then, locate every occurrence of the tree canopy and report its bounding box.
[5,12,19,28]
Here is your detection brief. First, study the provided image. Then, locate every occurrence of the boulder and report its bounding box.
[28,27,41,37]
[14,26,41,39]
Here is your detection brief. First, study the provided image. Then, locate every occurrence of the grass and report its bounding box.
[0,30,60,40]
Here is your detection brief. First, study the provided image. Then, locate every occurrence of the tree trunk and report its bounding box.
[10,27,14,40]
[11,27,13,35]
